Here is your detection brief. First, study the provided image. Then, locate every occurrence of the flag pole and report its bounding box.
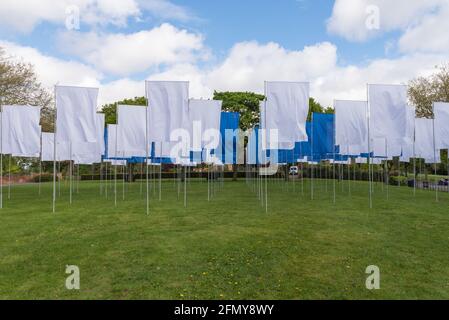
[145,90,150,215]
[159,142,162,201]
[8,155,11,199]
[263,82,268,213]
[69,142,72,204]
[432,103,439,202]
[0,96,3,209]
[311,112,314,200]
[184,165,187,208]
[52,87,57,213]
[122,153,125,201]
[39,132,42,196]
[367,85,373,209]
[332,105,336,205]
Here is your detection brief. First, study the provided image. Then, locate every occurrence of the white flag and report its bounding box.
[1,108,12,154]
[264,81,309,145]
[188,99,222,152]
[56,86,99,143]
[146,81,189,143]
[4,105,41,157]
[107,124,118,158]
[335,100,368,153]
[434,102,449,150]
[368,84,408,140]
[415,118,439,163]
[96,113,106,156]
[41,132,71,161]
[117,105,147,157]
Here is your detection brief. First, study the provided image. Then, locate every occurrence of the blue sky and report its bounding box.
[0,0,447,106]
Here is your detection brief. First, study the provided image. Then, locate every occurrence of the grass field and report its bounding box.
[1,178,449,300]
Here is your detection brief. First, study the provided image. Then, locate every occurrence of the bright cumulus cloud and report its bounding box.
[0,0,193,33]
[1,0,449,108]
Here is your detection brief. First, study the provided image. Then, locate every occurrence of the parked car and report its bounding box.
[289,166,299,175]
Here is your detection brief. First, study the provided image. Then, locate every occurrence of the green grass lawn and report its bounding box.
[1,178,449,300]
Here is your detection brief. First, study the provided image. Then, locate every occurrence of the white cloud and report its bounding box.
[206,41,337,94]
[58,23,207,76]
[2,38,447,110]
[0,0,193,33]
[203,41,446,107]
[327,0,446,42]
[0,40,102,88]
[398,4,449,53]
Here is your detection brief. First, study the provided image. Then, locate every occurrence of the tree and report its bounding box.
[308,97,334,120]
[408,63,449,117]
[0,47,53,131]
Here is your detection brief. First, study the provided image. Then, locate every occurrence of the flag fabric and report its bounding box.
[72,142,101,164]
[1,108,12,154]
[264,81,309,146]
[117,105,147,157]
[335,100,367,149]
[4,105,41,157]
[41,132,71,161]
[56,85,99,143]
[368,84,408,141]
[96,113,106,157]
[434,102,449,150]
[415,118,439,163]
[146,81,189,143]
[188,99,222,152]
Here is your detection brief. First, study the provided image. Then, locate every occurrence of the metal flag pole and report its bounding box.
[367,85,373,209]
[100,159,103,195]
[184,165,187,208]
[69,142,73,204]
[8,155,11,200]
[332,106,336,204]
[39,133,42,196]
[347,146,351,197]
[385,138,389,200]
[207,163,210,201]
[432,103,439,202]
[122,153,125,201]
[264,97,268,213]
[159,142,162,201]
[144,88,150,215]
[58,161,61,197]
[311,112,314,200]
[0,97,3,209]
[140,161,143,196]
[52,87,57,213]
[77,164,80,194]
[105,161,108,199]
[114,125,118,207]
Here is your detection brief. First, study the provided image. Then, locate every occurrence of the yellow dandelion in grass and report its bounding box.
[220,294,224,298]
[180,293,184,297]
[202,272,208,276]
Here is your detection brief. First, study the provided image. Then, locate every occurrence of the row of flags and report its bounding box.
[1,82,449,166]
